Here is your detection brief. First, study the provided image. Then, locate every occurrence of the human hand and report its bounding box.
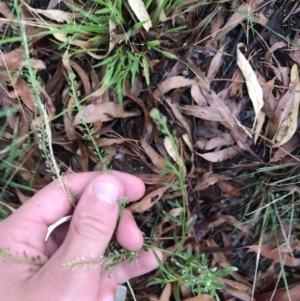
[0,171,160,301]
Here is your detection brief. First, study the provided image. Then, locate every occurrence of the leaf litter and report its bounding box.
[1,0,300,300]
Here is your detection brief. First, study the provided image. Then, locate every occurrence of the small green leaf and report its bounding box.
[133,20,149,30]
[156,48,177,59]
[163,211,182,226]
[146,40,160,48]
[162,25,186,34]
[218,266,238,277]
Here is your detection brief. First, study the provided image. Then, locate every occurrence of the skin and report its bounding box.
[0,171,161,301]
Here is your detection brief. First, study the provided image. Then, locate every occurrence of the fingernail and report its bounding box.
[92,181,119,204]
[116,285,127,301]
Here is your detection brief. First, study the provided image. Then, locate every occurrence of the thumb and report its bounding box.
[61,174,124,259]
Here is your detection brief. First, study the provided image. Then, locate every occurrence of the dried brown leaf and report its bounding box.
[208,215,253,236]
[207,238,230,267]
[261,77,276,117]
[0,47,24,70]
[23,2,80,23]
[128,186,168,213]
[181,105,224,122]
[69,60,91,96]
[194,138,207,150]
[132,174,169,185]
[154,76,198,99]
[77,140,89,171]
[210,9,224,40]
[288,36,300,65]
[275,64,300,146]
[247,245,300,266]
[9,78,36,112]
[254,110,265,144]
[164,136,184,168]
[265,41,286,62]
[52,30,92,48]
[256,284,300,301]
[196,146,240,163]
[203,89,250,142]
[215,3,249,41]
[191,85,207,106]
[0,2,13,18]
[237,43,264,131]
[194,172,228,191]
[73,102,140,125]
[270,133,300,162]
[97,138,126,146]
[140,138,166,171]
[216,181,243,198]
[32,60,46,70]
[126,94,153,141]
[229,70,244,99]
[207,238,250,286]
[273,66,290,87]
[94,146,116,170]
[207,45,225,80]
[219,278,252,294]
[205,134,234,150]
[268,89,290,139]
[63,113,77,141]
[159,283,171,301]
[186,58,210,90]
[220,280,251,301]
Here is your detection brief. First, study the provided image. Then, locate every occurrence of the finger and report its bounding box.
[0,171,145,252]
[117,209,143,251]
[113,250,162,284]
[13,171,144,227]
[54,173,126,261]
[98,271,117,301]
[45,208,144,258]
[45,208,143,256]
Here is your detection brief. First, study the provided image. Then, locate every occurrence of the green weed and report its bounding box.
[149,108,236,300]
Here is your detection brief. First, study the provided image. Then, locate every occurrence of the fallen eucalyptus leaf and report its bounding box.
[74,102,140,125]
[128,0,152,31]
[237,43,264,131]
[23,2,79,23]
[274,64,300,146]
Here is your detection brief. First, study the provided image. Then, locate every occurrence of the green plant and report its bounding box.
[149,108,236,300]
[153,252,236,298]
[0,207,10,221]
[2,0,186,105]
[0,248,42,266]
[64,240,145,271]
